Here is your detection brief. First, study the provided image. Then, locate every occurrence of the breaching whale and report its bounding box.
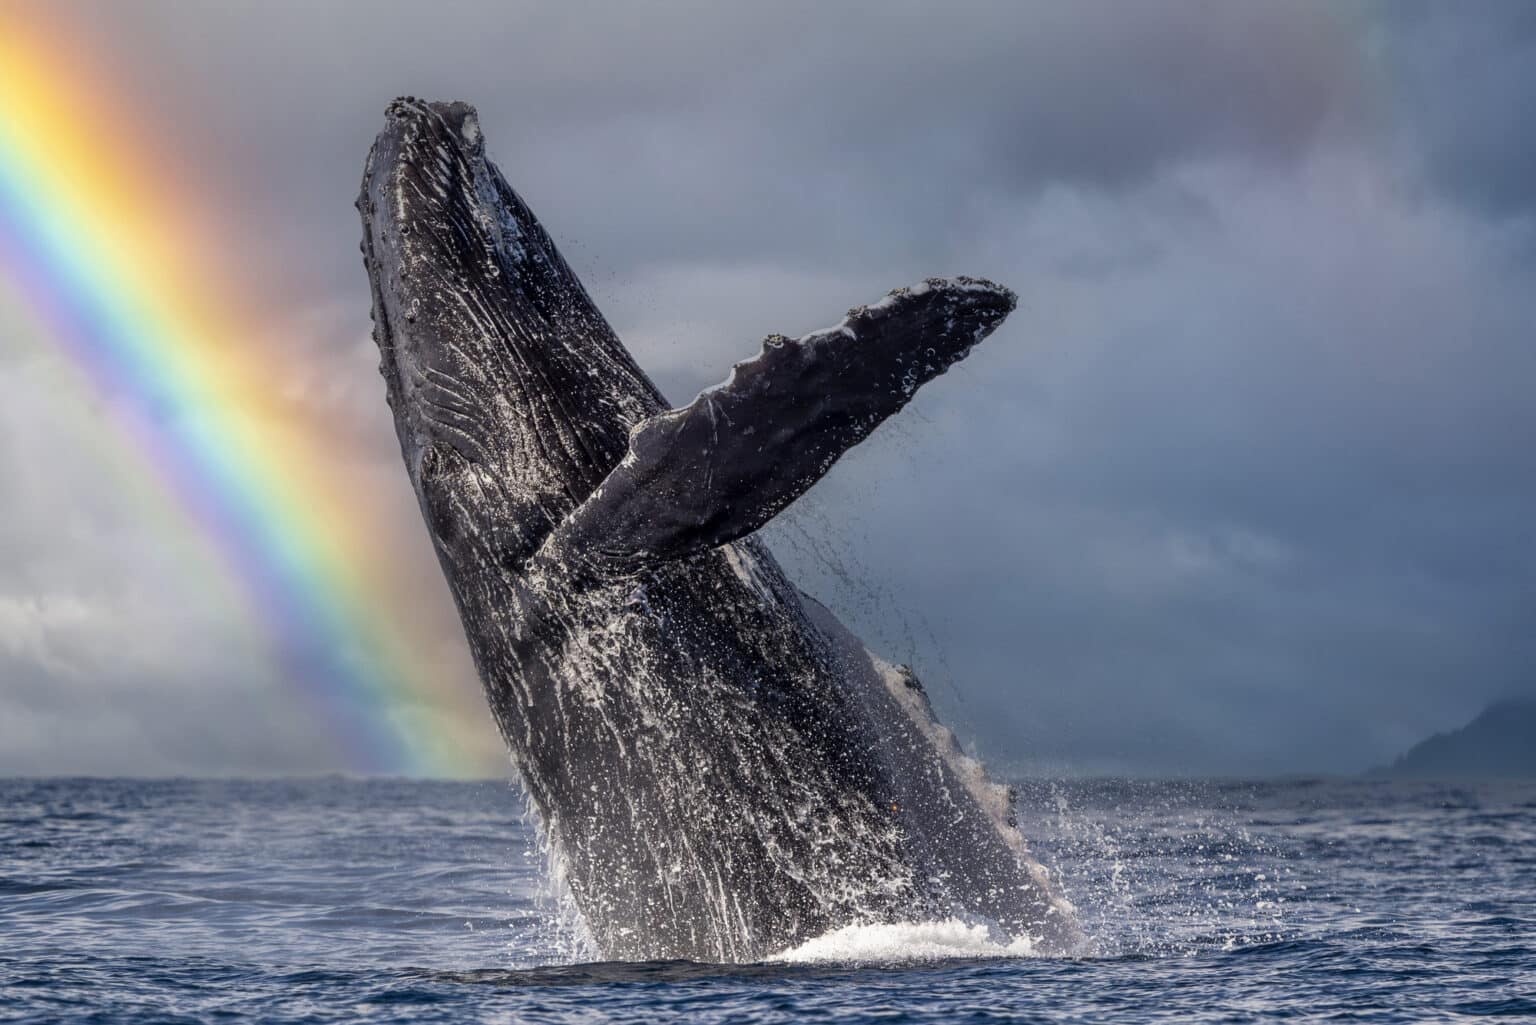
[357,98,1077,962]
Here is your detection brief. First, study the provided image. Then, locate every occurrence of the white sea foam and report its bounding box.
[770,919,1038,963]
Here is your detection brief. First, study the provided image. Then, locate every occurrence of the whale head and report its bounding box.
[357,99,665,571]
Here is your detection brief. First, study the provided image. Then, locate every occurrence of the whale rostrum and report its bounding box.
[358,98,1078,962]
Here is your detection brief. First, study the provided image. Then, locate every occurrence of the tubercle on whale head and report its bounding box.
[357,100,500,483]
[356,98,665,572]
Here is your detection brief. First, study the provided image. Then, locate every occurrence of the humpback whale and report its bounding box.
[357,98,1077,962]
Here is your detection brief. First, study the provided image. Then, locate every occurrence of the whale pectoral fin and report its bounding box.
[548,276,1017,572]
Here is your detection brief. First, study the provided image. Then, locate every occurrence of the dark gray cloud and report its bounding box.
[777,149,1536,775]
[2,1,1533,776]
[64,2,1374,288]
[1381,1,1536,221]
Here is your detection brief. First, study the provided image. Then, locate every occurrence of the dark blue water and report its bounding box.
[2,777,1532,1022]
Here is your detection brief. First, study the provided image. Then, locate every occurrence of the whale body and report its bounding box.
[357,98,1076,962]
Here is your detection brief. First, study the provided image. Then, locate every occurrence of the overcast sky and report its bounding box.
[2,1,1533,777]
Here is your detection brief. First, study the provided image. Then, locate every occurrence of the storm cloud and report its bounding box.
[1,0,1532,776]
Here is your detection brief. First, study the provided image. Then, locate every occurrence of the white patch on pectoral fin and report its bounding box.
[866,651,1021,834]
[794,590,1079,945]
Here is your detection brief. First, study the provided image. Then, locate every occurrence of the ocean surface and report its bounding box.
[1,776,1532,1023]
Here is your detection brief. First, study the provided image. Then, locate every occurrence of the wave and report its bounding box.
[770,919,1039,963]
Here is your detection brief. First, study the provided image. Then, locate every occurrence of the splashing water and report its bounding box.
[773,919,1038,963]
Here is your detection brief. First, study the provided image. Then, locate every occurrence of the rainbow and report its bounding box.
[0,15,491,776]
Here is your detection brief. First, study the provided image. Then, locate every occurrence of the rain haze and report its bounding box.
[2,0,1533,778]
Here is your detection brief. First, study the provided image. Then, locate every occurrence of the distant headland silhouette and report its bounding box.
[1373,699,1536,779]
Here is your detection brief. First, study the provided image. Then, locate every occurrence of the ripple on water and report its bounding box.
[0,777,1532,1024]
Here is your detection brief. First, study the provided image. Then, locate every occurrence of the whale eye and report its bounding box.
[419,441,445,479]
[418,443,465,548]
